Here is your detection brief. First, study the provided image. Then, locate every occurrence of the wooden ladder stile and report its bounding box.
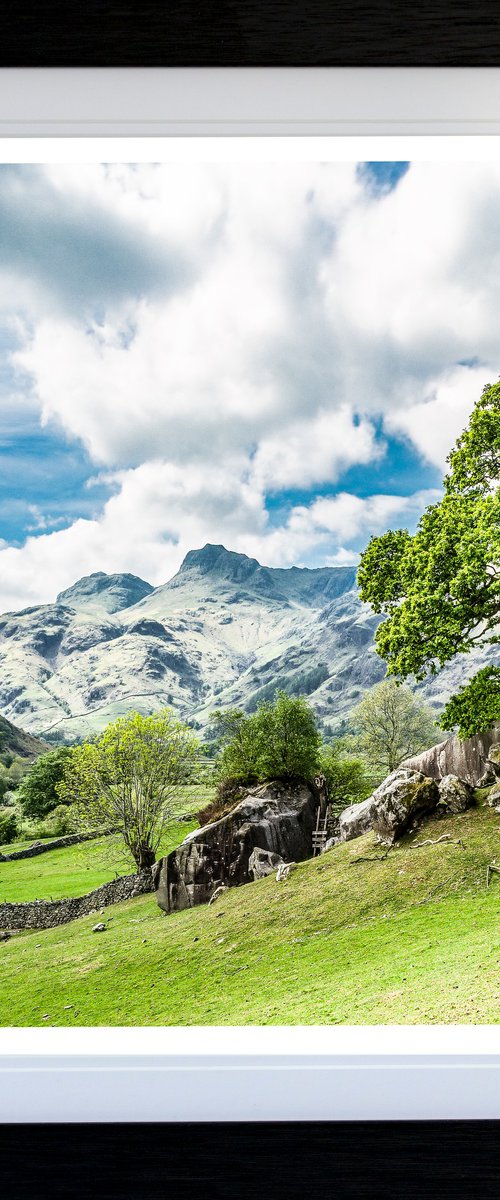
[312,806,329,857]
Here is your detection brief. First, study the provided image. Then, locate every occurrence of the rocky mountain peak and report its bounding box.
[179,544,261,578]
[56,572,154,615]
[177,544,283,597]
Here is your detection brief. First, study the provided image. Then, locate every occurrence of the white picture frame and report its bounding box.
[0,65,499,1123]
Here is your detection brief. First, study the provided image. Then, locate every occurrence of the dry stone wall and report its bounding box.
[0,869,153,931]
[0,829,112,863]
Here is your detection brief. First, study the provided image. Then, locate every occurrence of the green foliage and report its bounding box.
[215,692,321,784]
[57,709,198,869]
[358,382,500,736]
[0,807,18,845]
[17,748,72,820]
[319,741,374,816]
[442,666,500,739]
[350,678,439,774]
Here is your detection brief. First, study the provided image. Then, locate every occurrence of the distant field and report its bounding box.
[1,802,499,1026]
[0,784,215,902]
[0,821,197,903]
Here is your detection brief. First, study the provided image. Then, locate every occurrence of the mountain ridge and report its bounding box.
[0,545,492,743]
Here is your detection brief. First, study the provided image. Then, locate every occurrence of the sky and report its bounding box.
[0,155,499,612]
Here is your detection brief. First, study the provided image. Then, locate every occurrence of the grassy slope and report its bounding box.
[0,803,499,1026]
[0,784,211,896]
[0,715,47,763]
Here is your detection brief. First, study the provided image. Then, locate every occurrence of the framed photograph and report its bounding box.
[0,66,499,1193]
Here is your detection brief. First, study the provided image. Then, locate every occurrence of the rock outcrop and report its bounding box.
[337,796,374,843]
[368,770,440,844]
[335,769,441,846]
[154,781,318,913]
[437,774,475,814]
[248,847,285,880]
[403,725,500,786]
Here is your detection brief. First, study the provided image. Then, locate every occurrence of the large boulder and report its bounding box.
[437,774,475,814]
[403,725,499,786]
[487,745,500,779]
[368,769,439,844]
[488,782,500,809]
[337,796,374,843]
[154,781,317,914]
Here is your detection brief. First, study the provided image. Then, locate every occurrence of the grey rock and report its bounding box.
[487,781,500,807]
[337,796,374,843]
[92,922,106,932]
[155,781,318,914]
[487,745,500,778]
[368,769,440,844]
[403,725,500,787]
[248,847,284,880]
[437,774,475,814]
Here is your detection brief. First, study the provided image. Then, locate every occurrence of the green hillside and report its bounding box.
[0,801,498,1026]
[0,715,47,765]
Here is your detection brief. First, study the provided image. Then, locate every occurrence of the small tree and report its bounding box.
[319,741,375,816]
[350,678,439,775]
[17,747,72,820]
[209,708,260,783]
[215,692,321,785]
[57,710,198,870]
[0,808,18,845]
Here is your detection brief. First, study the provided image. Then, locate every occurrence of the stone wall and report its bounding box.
[0,829,113,863]
[0,868,153,931]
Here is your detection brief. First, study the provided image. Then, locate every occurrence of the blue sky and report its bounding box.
[0,157,498,609]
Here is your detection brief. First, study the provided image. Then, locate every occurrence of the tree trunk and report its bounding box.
[135,844,156,870]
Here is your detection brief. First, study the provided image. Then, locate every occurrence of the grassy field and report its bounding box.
[0,820,196,902]
[0,783,211,901]
[0,801,498,1025]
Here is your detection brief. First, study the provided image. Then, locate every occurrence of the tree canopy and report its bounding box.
[350,678,439,774]
[17,747,72,819]
[57,709,198,870]
[214,692,321,785]
[358,381,500,736]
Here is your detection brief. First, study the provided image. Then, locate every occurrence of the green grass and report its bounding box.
[0,835,55,856]
[0,782,215,898]
[0,803,499,1025]
[0,821,196,903]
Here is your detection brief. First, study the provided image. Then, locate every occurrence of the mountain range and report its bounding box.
[0,544,492,744]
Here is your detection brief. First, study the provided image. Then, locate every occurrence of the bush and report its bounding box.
[0,808,18,846]
[17,747,72,819]
[319,742,375,817]
[215,692,321,786]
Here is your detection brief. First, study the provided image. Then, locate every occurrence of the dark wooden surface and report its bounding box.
[1,0,500,65]
[1,1121,499,1198]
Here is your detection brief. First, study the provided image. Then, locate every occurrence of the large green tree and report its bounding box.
[215,692,321,785]
[57,709,198,870]
[358,382,500,737]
